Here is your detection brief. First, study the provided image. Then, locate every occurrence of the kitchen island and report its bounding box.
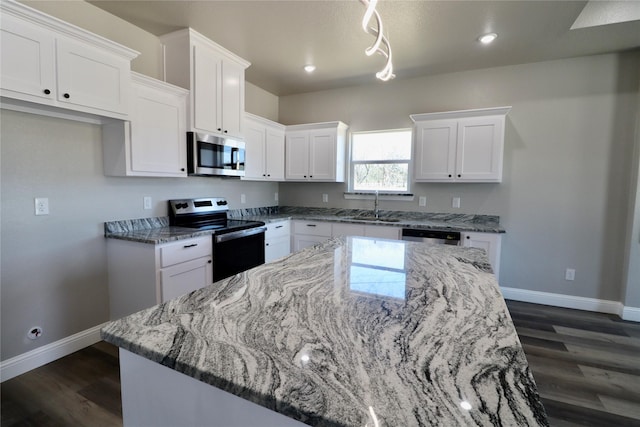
[101,236,547,426]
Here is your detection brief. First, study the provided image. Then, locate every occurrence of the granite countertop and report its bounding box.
[104,206,504,245]
[102,236,547,426]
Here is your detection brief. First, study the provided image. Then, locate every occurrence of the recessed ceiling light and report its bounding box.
[478,33,498,44]
[304,64,316,73]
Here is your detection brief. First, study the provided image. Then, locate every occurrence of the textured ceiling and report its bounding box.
[83,0,640,96]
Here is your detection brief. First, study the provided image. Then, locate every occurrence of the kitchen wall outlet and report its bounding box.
[34,198,49,215]
[322,193,329,203]
[274,192,279,202]
[565,268,576,281]
[452,197,461,208]
[419,196,427,207]
[27,326,43,340]
[240,194,246,204]
[143,196,152,210]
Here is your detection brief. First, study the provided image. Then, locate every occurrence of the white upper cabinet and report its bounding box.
[285,121,348,182]
[0,1,138,119]
[411,106,511,183]
[160,28,250,139]
[243,113,285,181]
[102,73,189,177]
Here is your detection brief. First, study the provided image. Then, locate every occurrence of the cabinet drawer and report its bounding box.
[160,236,211,267]
[293,220,332,237]
[265,220,290,239]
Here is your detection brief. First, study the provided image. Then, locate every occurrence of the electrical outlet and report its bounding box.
[241,194,246,204]
[322,194,328,203]
[143,196,152,210]
[419,196,427,207]
[34,198,49,215]
[27,326,43,340]
[452,197,461,208]
[565,268,576,281]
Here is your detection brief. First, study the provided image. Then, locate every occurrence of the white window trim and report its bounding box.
[346,128,414,196]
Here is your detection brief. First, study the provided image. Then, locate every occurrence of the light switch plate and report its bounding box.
[143,196,152,210]
[419,196,427,207]
[452,197,461,208]
[241,194,246,204]
[322,194,328,203]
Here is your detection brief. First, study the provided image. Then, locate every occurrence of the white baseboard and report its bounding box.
[0,323,106,382]
[622,306,640,322]
[500,286,639,322]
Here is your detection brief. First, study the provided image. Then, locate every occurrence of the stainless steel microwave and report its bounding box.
[187,132,245,177]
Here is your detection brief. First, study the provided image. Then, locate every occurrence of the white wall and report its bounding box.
[279,52,640,306]
[0,110,278,361]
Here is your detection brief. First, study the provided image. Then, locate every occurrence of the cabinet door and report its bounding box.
[56,37,129,116]
[0,16,55,103]
[160,256,213,302]
[220,60,244,139]
[293,234,328,252]
[193,42,222,134]
[414,120,457,181]
[364,226,400,240]
[308,130,336,181]
[332,223,365,238]
[265,126,285,180]
[461,232,502,281]
[243,120,267,180]
[456,116,504,181]
[129,82,187,176]
[285,132,310,180]
[265,236,291,263]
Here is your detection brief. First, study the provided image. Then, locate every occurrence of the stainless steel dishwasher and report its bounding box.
[401,228,461,245]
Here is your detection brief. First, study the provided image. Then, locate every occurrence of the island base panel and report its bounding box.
[119,349,307,427]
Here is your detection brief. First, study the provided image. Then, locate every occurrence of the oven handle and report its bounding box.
[215,226,267,244]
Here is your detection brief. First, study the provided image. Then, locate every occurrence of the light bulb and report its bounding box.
[478,33,498,44]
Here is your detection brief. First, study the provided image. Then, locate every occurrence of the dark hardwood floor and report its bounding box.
[1,301,639,426]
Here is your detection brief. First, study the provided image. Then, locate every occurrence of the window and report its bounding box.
[349,129,412,193]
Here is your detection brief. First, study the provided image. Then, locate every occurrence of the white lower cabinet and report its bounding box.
[461,232,502,281]
[107,236,212,319]
[265,220,291,262]
[292,221,333,251]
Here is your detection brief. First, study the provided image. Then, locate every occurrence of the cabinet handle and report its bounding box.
[275,225,283,229]
[310,175,313,178]
[183,243,198,248]
[43,89,51,95]
[208,260,212,264]
[266,243,270,246]
[267,174,270,177]
[181,168,185,172]
[458,174,461,178]
[217,128,222,131]
[466,236,470,239]
[448,174,452,178]
[63,93,70,99]
[306,224,316,227]
[224,130,228,133]
[303,175,307,178]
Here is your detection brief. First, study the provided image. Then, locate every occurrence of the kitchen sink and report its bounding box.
[344,216,401,223]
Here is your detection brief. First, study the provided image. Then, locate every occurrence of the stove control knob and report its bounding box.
[217,200,228,206]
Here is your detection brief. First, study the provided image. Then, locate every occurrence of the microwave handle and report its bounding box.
[231,147,238,170]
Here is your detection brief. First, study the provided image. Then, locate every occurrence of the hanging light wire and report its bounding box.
[360,0,395,81]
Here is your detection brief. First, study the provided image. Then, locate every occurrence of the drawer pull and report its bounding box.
[183,243,198,248]
[306,224,317,227]
[275,225,284,229]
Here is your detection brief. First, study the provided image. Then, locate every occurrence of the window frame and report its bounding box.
[347,128,414,195]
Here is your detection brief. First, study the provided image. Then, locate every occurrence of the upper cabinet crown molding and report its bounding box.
[1,0,139,120]
[160,28,250,139]
[411,106,511,183]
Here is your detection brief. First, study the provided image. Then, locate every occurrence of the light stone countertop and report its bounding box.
[102,236,546,426]
[104,206,504,245]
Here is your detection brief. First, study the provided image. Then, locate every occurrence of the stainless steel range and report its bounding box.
[168,197,266,282]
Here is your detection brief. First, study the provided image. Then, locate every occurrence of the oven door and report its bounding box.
[187,132,245,177]
[213,227,266,281]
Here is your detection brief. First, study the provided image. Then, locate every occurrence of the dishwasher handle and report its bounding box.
[401,228,461,243]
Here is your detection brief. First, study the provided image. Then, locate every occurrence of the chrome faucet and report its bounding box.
[374,190,380,219]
